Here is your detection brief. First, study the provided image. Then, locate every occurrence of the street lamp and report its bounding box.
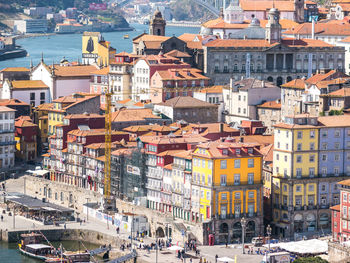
[266,224,272,256]
[241,217,246,254]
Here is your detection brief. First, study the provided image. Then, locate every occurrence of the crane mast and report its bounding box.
[103,81,114,211]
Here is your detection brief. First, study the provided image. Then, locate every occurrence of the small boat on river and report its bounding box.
[18,233,57,261]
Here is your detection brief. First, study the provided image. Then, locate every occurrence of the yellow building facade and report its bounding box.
[192,139,263,243]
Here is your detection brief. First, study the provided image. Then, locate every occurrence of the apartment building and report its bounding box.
[256,100,282,134]
[0,106,16,169]
[192,139,263,243]
[331,179,350,242]
[109,52,138,103]
[223,78,280,125]
[14,19,48,33]
[1,80,50,107]
[90,67,109,108]
[150,68,210,103]
[272,114,350,239]
[46,128,129,191]
[132,55,191,101]
[15,116,38,161]
[48,93,100,136]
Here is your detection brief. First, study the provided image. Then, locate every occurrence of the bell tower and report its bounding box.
[265,8,282,43]
[294,0,305,23]
[149,9,166,36]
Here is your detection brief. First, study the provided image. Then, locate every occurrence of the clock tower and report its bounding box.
[265,8,282,44]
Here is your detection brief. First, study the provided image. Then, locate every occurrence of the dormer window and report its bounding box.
[298,118,303,124]
[222,149,228,155]
[248,148,253,154]
[235,149,241,155]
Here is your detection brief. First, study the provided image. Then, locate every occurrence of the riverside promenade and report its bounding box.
[0,177,263,263]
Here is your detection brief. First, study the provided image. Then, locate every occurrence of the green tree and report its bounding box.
[294,256,328,263]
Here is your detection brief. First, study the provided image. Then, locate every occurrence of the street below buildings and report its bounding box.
[0,176,263,263]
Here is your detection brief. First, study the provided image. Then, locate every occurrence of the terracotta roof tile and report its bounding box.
[205,39,278,48]
[50,65,98,77]
[91,66,109,75]
[284,22,350,36]
[281,78,306,89]
[156,68,209,81]
[257,100,281,109]
[112,108,161,122]
[11,80,48,89]
[0,106,16,112]
[156,96,217,108]
[36,103,54,110]
[198,85,225,94]
[324,87,350,97]
[164,50,191,58]
[306,70,337,85]
[0,67,29,72]
[240,0,295,11]
[133,34,170,44]
[0,99,29,106]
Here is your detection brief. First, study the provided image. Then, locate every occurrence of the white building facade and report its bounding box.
[0,107,16,169]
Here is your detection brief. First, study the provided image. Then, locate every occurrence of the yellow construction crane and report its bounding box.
[103,81,114,211]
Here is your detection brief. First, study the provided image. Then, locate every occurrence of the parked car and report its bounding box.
[252,237,264,247]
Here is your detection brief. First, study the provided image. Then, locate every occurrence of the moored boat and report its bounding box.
[123,34,129,39]
[45,251,91,263]
[18,233,57,261]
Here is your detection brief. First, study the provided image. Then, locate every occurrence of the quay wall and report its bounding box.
[24,176,206,244]
[2,228,128,245]
[328,241,350,263]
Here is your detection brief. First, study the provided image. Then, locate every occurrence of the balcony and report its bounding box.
[307,205,316,210]
[319,204,330,209]
[0,129,15,134]
[294,205,302,211]
[0,141,16,146]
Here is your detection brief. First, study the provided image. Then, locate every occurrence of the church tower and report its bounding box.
[294,0,305,23]
[149,9,166,36]
[265,8,282,43]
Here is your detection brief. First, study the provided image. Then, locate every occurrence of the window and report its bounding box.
[335,154,340,161]
[248,173,254,184]
[322,130,328,138]
[206,192,210,200]
[235,192,241,199]
[296,168,302,177]
[221,193,227,200]
[309,168,315,177]
[334,167,339,176]
[234,159,240,168]
[310,143,315,150]
[322,143,327,150]
[322,167,327,176]
[335,130,341,137]
[234,174,240,185]
[284,155,287,162]
[296,185,302,192]
[335,142,340,150]
[310,130,315,138]
[344,193,348,202]
[309,155,315,162]
[220,160,227,169]
[248,159,254,168]
[296,155,302,163]
[276,154,279,160]
[220,174,227,186]
[308,184,314,191]
[297,143,302,151]
[297,131,302,139]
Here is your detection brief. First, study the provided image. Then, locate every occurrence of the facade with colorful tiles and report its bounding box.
[331,179,350,242]
[192,138,263,243]
[272,114,350,239]
[0,106,16,169]
[15,116,38,161]
[90,67,108,108]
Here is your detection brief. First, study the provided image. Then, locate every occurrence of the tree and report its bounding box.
[294,256,328,263]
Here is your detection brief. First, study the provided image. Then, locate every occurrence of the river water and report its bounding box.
[0,24,200,69]
[0,240,101,262]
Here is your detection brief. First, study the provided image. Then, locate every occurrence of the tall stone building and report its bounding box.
[203,8,345,86]
[149,9,166,36]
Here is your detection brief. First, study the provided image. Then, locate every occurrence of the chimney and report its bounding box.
[230,78,234,89]
[261,80,265,87]
[311,19,315,40]
[240,137,244,143]
[220,123,224,133]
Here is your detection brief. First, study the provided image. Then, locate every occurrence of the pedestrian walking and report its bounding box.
[64,223,66,229]
[0,215,3,221]
[215,254,218,263]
